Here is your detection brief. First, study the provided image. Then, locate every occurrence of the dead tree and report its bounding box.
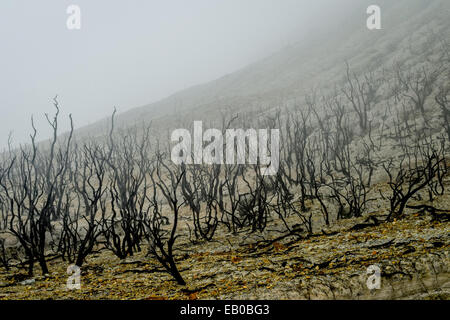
[326,93,355,176]
[424,136,448,202]
[0,194,7,231]
[0,98,73,275]
[382,139,446,221]
[342,64,380,133]
[395,64,440,116]
[102,119,152,259]
[219,162,244,233]
[281,106,312,212]
[325,124,374,219]
[181,164,220,241]
[0,237,10,271]
[217,114,244,233]
[238,165,276,233]
[271,170,313,234]
[435,85,450,141]
[146,151,186,285]
[58,141,108,267]
[305,138,330,226]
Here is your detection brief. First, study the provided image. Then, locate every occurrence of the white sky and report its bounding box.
[0,0,357,149]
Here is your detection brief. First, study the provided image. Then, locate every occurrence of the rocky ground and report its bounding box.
[0,203,448,300]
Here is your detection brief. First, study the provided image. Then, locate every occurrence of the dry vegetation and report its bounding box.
[0,1,449,300]
[0,197,448,300]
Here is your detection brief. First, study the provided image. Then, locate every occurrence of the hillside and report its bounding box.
[0,0,449,301]
[76,0,449,138]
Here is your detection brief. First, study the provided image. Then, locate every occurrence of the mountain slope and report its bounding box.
[77,0,450,138]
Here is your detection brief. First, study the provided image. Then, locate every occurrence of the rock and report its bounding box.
[20,279,35,285]
[120,259,143,265]
[394,238,412,246]
[363,238,394,249]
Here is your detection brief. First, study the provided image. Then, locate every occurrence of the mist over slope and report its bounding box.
[77,0,449,138]
[1,0,450,300]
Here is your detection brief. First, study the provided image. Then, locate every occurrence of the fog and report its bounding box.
[0,0,364,149]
